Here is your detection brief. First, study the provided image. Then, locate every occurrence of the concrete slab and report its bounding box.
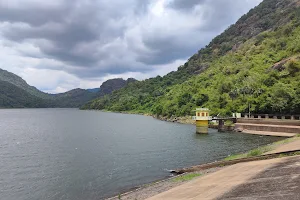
[236,123,300,129]
[235,123,300,134]
[146,157,297,200]
[217,156,300,200]
[265,139,300,154]
[242,130,297,137]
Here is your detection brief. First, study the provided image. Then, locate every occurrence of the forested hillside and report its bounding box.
[0,69,133,108]
[0,68,50,99]
[82,0,300,116]
[98,78,137,96]
[0,81,53,108]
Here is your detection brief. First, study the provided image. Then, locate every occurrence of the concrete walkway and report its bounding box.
[242,129,297,137]
[265,139,300,154]
[147,156,300,200]
[146,137,300,200]
[236,123,300,129]
[217,155,300,200]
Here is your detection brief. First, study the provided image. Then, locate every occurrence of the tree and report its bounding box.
[269,83,294,113]
[286,59,300,75]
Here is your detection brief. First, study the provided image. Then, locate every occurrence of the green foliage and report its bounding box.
[225,120,234,126]
[267,83,295,113]
[0,68,101,108]
[224,146,270,160]
[223,154,245,161]
[285,58,300,75]
[172,173,202,182]
[0,69,135,108]
[224,137,300,161]
[0,81,53,108]
[83,0,300,117]
[247,149,264,157]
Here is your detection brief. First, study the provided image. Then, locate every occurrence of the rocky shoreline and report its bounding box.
[152,115,235,131]
[107,167,222,200]
[151,115,195,125]
[98,109,236,131]
[106,110,196,125]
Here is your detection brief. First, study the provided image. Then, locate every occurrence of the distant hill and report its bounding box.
[81,78,137,109]
[83,0,300,116]
[0,69,134,108]
[51,89,98,108]
[0,80,52,108]
[0,68,98,108]
[0,68,50,99]
[99,78,136,95]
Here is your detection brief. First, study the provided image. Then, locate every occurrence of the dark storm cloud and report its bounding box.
[137,0,262,65]
[0,0,262,79]
[0,0,132,68]
[138,34,203,65]
[2,21,101,66]
[0,3,67,26]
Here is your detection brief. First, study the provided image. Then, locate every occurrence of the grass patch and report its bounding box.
[247,148,264,157]
[223,154,246,161]
[224,146,272,161]
[292,152,300,156]
[225,120,234,126]
[247,145,273,157]
[173,173,202,182]
[271,136,299,147]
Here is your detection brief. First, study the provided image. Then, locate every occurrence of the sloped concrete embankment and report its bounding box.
[147,138,300,200]
[235,118,300,137]
[147,156,300,200]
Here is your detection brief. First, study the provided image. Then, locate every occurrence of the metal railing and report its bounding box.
[241,113,300,120]
[192,116,212,121]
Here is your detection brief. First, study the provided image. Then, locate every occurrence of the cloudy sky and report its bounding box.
[0,0,262,93]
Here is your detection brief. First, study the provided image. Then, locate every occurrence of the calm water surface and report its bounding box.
[0,109,282,200]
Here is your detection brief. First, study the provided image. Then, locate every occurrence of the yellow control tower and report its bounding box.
[192,108,212,134]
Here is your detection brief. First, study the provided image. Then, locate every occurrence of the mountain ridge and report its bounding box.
[82,0,300,116]
[0,68,50,99]
[0,69,135,108]
[0,80,53,108]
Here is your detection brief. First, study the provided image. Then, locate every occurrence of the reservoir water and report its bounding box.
[0,109,282,200]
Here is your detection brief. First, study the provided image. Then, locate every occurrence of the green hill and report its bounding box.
[82,0,300,116]
[0,68,98,108]
[0,81,53,108]
[0,69,136,108]
[0,68,50,99]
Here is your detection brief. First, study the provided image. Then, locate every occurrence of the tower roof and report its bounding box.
[195,108,209,111]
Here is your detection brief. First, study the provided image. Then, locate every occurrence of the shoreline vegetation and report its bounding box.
[108,135,300,200]
[90,109,236,129]
[88,108,196,124]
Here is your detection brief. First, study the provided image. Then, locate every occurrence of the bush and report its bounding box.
[286,59,300,75]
